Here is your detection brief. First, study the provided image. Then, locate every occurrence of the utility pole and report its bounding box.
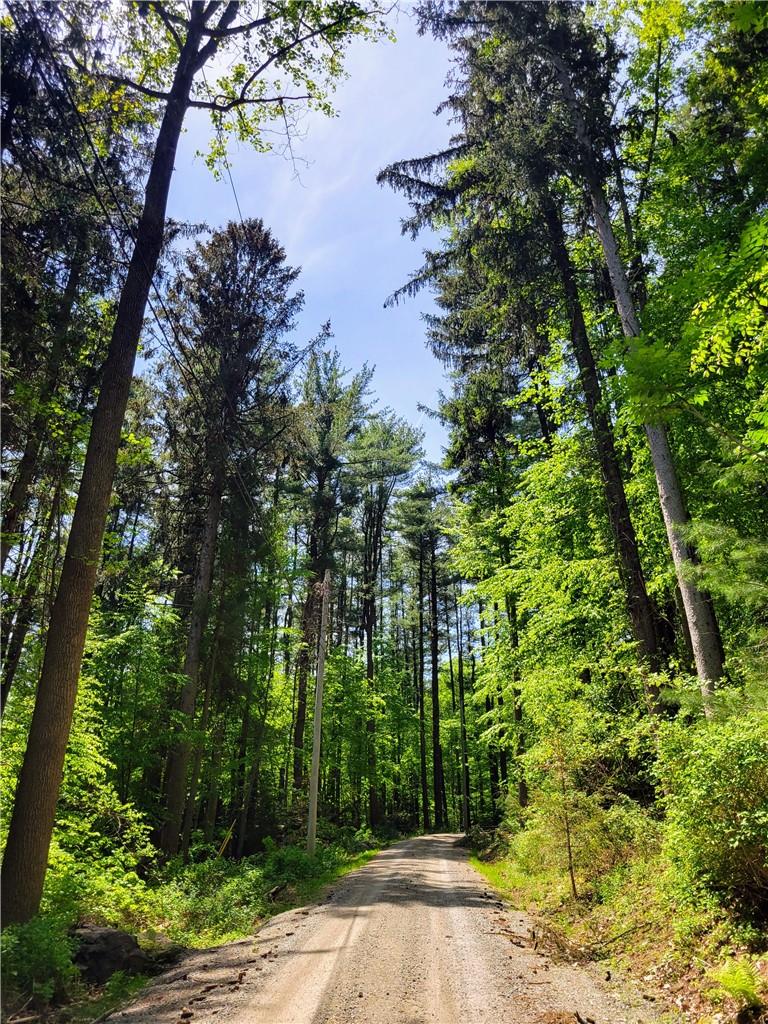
[307,568,331,855]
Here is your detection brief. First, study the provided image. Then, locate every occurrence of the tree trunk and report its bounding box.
[161,468,223,855]
[292,580,317,792]
[203,715,224,844]
[180,630,219,860]
[417,551,431,833]
[1,252,83,573]
[540,189,662,677]
[429,538,445,830]
[362,504,384,828]
[0,11,223,921]
[505,595,528,809]
[454,587,471,832]
[307,569,331,854]
[1,481,61,713]
[549,52,724,707]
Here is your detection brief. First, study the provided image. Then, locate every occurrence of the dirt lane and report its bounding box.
[109,835,658,1024]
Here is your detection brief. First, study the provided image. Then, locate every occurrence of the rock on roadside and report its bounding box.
[72,926,155,984]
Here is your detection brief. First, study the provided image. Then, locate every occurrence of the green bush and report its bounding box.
[351,825,379,851]
[43,844,159,932]
[508,789,658,889]
[1,915,79,1005]
[657,711,768,916]
[262,839,322,883]
[154,856,268,943]
[0,836,368,1009]
[317,822,383,853]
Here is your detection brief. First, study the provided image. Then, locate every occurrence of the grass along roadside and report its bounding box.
[469,848,768,1024]
[2,840,381,1024]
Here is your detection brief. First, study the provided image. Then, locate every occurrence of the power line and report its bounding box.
[201,66,245,222]
[18,5,278,527]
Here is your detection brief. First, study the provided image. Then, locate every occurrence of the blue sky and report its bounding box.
[166,7,454,462]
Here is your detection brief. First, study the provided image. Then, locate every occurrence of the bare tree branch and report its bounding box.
[188,93,311,110]
[199,13,277,38]
[149,2,184,52]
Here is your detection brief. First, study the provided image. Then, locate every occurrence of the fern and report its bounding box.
[710,959,763,1009]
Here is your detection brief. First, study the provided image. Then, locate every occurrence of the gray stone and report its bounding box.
[72,926,153,984]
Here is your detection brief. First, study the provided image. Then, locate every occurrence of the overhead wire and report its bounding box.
[18,4,273,525]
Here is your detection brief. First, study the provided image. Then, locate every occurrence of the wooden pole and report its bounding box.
[307,568,331,855]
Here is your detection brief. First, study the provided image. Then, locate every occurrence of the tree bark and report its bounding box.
[1,480,60,713]
[548,50,724,707]
[161,466,224,855]
[417,550,431,832]
[292,579,317,792]
[454,587,471,833]
[307,569,331,854]
[362,501,385,827]
[540,189,662,677]
[203,714,224,844]
[1,251,83,573]
[180,629,219,860]
[0,6,235,922]
[429,537,446,830]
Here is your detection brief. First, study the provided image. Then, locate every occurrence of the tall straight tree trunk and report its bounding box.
[180,629,220,860]
[505,595,528,810]
[234,590,275,858]
[417,550,431,832]
[161,467,224,855]
[429,538,445,830]
[444,600,456,712]
[540,189,662,677]
[236,600,279,859]
[1,478,61,713]
[364,608,381,826]
[469,649,485,820]
[362,503,385,827]
[478,604,501,824]
[232,581,262,848]
[203,714,225,844]
[549,53,724,707]
[0,7,232,921]
[454,587,471,832]
[307,569,331,854]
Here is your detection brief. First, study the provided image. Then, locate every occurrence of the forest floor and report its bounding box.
[104,834,658,1024]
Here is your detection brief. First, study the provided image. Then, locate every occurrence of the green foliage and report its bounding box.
[154,857,269,943]
[657,712,768,915]
[1,915,79,1005]
[508,791,660,889]
[4,0,768,1016]
[709,957,764,1010]
[139,841,376,947]
[0,839,377,1011]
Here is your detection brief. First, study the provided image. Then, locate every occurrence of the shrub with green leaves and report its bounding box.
[509,789,659,887]
[1,915,79,1006]
[657,712,768,916]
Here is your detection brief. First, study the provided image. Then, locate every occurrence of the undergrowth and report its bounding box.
[469,711,768,1023]
[1,826,381,1021]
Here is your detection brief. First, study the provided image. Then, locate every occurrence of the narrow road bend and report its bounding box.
[110,834,656,1024]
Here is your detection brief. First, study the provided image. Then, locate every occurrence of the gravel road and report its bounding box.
[109,834,659,1024]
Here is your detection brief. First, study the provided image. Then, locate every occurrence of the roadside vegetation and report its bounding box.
[1,2,766,1023]
[2,826,380,1017]
[470,710,768,1020]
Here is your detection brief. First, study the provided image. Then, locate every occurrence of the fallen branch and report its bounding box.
[591,921,652,952]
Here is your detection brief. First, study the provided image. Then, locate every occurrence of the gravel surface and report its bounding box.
[107,834,660,1024]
